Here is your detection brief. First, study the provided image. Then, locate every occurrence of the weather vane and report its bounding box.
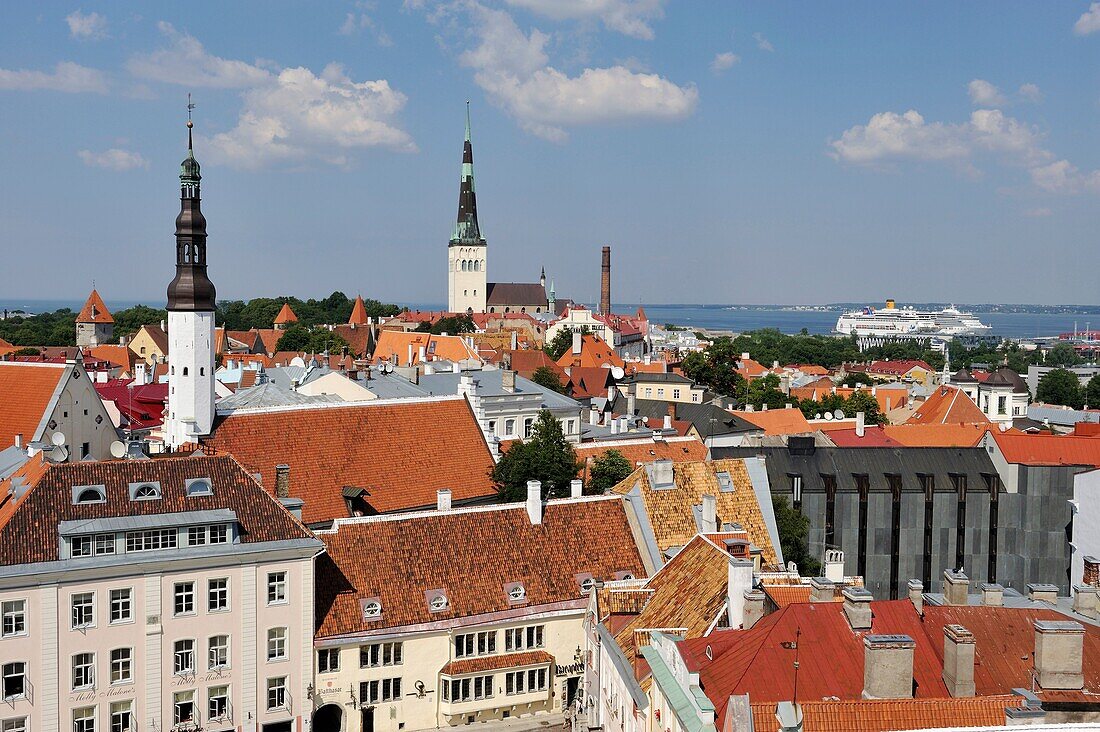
[187,93,195,127]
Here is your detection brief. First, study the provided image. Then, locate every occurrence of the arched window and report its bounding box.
[182,367,188,376]
[473,260,480,272]
[199,367,205,376]
[461,260,467,272]
[524,418,534,438]
[75,487,105,504]
[131,483,162,500]
[362,601,381,619]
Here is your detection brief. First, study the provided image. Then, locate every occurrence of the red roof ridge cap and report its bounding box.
[216,393,468,418]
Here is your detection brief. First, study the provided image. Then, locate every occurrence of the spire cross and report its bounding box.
[465,100,471,142]
[187,93,195,122]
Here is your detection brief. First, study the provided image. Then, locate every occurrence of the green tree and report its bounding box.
[1046,343,1080,368]
[772,494,821,576]
[11,347,41,357]
[681,336,747,397]
[1036,368,1084,409]
[113,305,168,342]
[738,372,790,410]
[530,366,565,394]
[1087,374,1100,410]
[839,371,875,387]
[586,450,634,495]
[490,410,581,501]
[274,325,349,354]
[844,390,886,425]
[545,327,586,360]
[430,315,475,335]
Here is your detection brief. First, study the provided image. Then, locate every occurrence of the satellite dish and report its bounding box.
[51,445,69,462]
[611,366,625,380]
[51,431,67,447]
[834,409,846,420]
[110,441,126,459]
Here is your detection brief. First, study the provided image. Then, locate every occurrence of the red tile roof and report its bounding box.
[906,386,990,425]
[314,496,646,638]
[0,362,66,450]
[565,366,615,400]
[507,349,567,382]
[575,437,708,469]
[95,380,168,430]
[274,303,298,325]
[557,335,624,371]
[372,331,480,366]
[749,696,1024,732]
[440,650,554,676]
[77,289,113,324]
[732,408,813,436]
[868,359,932,376]
[991,432,1100,467]
[760,585,845,607]
[825,426,904,447]
[0,454,314,566]
[204,397,497,523]
[349,296,369,325]
[88,345,135,372]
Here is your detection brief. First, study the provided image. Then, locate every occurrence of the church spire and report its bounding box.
[452,101,483,244]
[167,101,216,312]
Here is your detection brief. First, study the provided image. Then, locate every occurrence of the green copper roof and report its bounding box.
[180,125,201,187]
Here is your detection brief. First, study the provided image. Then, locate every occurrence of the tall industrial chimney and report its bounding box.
[600,245,611,316]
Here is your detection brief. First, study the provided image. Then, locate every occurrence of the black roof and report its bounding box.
[621,372,695,385]
[983,367,1029,394]
[614,396,760,438]
[485,282,547,306]
[713,445,1000,493]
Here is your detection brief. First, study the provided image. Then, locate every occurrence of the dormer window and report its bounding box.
[185,478,212,497]
[428,591,449,613]
[575,573,596,595]
[72,485,106,505]
[129,482,162,501]
[505,582,527,605]
[361,598,382,620]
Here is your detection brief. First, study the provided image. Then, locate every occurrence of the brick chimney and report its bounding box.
[501,369,516,393]
[942,624,976,697]
[1034,620,1085,690]
[810,577,835,603]
[843,587,873,630]
[526,480,542,525]
[979,582,1004,607]
[943,569,969,606]
[274,464,290,499]
[437,489,452,511]
[1084,556,1100,587]
[862,635,916,700]
[600,245,611,316]
[908,579,924,616]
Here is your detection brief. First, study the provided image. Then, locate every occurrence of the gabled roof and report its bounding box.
[612,459,779,566]
[882,423,994,447]
[867,359,932,375]
[88,345,135,372]
[733,408,813,436]
[203,396,497,523]
[77,289,113,324]
[486,282,547,306]
[507,349,567,382]
[565,366,616,400]
[372,331,481,366]
[314,495,646,638]
[274,302,299,325]
[748,696,1024,732]
[0,362,67,450]
[0,454,315,567]
[331,324,375,358]
[575,437,708,468]
[253,328,283,355]
[907,385,990,425]
[990,431,1100,468]
[557,334,625,371]
[133,324,169,356]
[348,295,369,325]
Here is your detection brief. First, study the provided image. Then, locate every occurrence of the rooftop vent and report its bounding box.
[360,597,382,620]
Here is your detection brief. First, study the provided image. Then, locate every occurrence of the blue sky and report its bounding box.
[1,1,1098,306]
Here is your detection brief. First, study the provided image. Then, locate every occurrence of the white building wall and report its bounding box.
[448,245,487,314]
[165,311,216,448]
[1072,469,1100,587]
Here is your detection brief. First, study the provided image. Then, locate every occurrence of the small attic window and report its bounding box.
[428,592,449,612]
[614,571,635,581]
[129,482,162,501]
[505,582,527,604]
[185,478,212,497]
[575,573,595,595]
[73,485,106,504]
[361,599,382,619]
[716,471,734,493]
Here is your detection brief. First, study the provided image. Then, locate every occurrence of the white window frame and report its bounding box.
[173,690,196,725]
[72,652,96,691]
[2,662,27,701]
[208,635,230,670]
[208,578,229,612]
[1,716,28,732]
[71,592,95,629]
[360,642,403,668]
[318,648,340,674]
[73,706,96,732]
[267,571,287,605]
[109,589,132,625]
[267,627,288,661]
[208,685,229,720]
[110,648,132,685]
[109,701,131,732]
[173,639,195,676]
[1,600,26,637]
[266,677,287,711]
[173,582,195,616]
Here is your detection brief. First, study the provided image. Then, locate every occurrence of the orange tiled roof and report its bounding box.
[556,334,624,370]
[906,386,990,425]
[372,331,480,366]
[274,303,298,325]
[507,349,567,382]
[732,408,813,436]
[440,650,553,676]
[349,295,369,325]
[749,697,1024,732]
[991,431,1100,467]
[251,328,282,355]
[314,496,647,638]
[204,397,497,523]
[786,364,830,376]
[88,345,134,372]
[0,362,66,450]
[576,437,707,468]
[611,459,778,565]
[867,359,933,376]
[760,585,844,607]
[880,423,994,447]
[77,289,113,324]
[737,358,769,378]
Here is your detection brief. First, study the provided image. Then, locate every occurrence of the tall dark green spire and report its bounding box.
[451,101,484,244]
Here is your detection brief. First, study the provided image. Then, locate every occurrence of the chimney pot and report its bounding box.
[1034,620,1085,690]
[978,582,1004,607]
[701,493,717,533]
[1084,555,1100,587]
[570,479,583,498]
[627,393,636,415]
[943,569,970,606]
[526,480,542,525]
[843,586,873,630]
[589,408,599,426]
[862,635,916,700]
[274,464,291,499]
[908,579,924,615]
[824,550,845,582]
[1072,585,1098,619]
[856,411,866,438]
[942,624,977,697]
[437,488,452,511]
[810,577,836,603]
[663,414,673,430]
[1027,583,1059,604]
[14,434,22,450]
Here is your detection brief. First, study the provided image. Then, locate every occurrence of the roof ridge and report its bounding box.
[0,361,67,370]
[217,393,466,417]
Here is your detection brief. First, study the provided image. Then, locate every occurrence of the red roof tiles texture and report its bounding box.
[0,362,65,450]
[77,289,114,324]
[749,696,1024,732]
[991,432,1100,468]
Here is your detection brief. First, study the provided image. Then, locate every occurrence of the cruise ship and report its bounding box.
[835,300,991,338]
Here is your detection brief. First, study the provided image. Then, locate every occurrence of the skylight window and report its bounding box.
[508,584,526,602]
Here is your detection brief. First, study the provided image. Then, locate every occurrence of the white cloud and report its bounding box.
[66,10,108,40]
[753,32,774,52]
[457,4,697,142]
[125,22,272,88]
[968,79,1006,107]
[503,0,664,40]
[1074,2,1100,35]
[710,51,740,73]
[1017,83,1042,103]
[207,63,416,168]
[1030,159,1100,194]
[338,11,393,46]
[77,148,149,171]
[0,61,108,93]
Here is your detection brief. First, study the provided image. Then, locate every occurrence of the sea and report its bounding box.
[0,299,1093,340]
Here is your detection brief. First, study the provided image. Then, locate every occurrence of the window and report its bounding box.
[109,701,132,732]
[443,676,493,703]
[523,418,534,438]
[74,486,106,504]
[209,524,228,544]
[72,652,95,690]
[185,478,212,497]
[187,526,207,546]
[174,583,194,616]
[267,572,287,604]
[318,648,340,673]
[110,648,132,684]
[692,393,700,403]
[81,443,90,459]
[508,584,526,602]
[1,717,27,732]
[130,483,161,501]
[109,589,132,624]
[657,388,665,398]
[474,675,494,700]
[504,625,544,652]
[209,635,229,669]
[505,668,547,695]
[429,593,448,612]
[673,389,681,399]
[998,396,1007,415]
[362,600,382,619]
[72,592,95,628]
[487,420,496,434]
[266,677,287,710]
[505,419,516,436]
[360,642,403,668]
[2,662,26,700]
[125,528,176,552]
[174,639,195,675]
[208,578,229,611]
[208,685,229,720]
[72,534,115,558]
[267,627,287,661]
[790,474,803,504]
[455,631,496,658]
[2,600,25,637]
[74,707,96,732]
[360,678,402,704]
[174,690,195,725]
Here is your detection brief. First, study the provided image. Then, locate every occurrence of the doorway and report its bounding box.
[313,704,344,732]
[566,677,580,708]
[361,706,375,732]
